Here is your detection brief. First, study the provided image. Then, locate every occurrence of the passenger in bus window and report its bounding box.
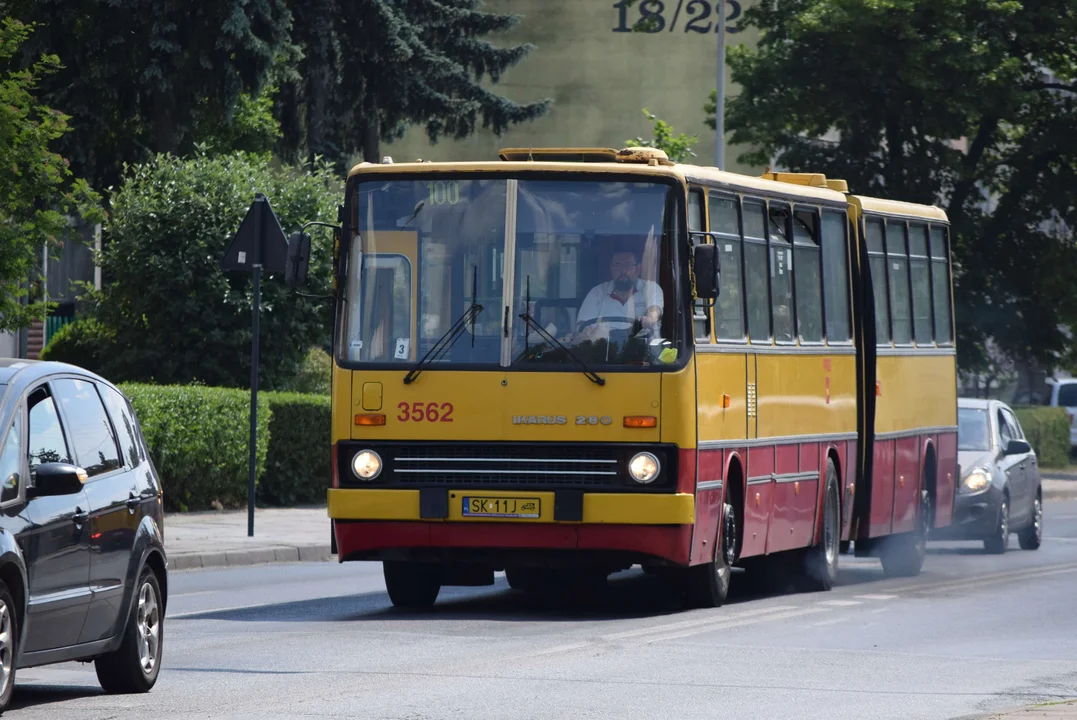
[575,248,664,340]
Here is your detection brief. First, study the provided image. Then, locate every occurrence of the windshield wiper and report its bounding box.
[514,312,605,386]
[404,267,483,385]
[403,303,483,384]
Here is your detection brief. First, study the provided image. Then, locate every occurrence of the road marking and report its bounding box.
[855,593,897,600]
[602,605,797,641]
[172,590,218,598]
[811,616,848,627]
[635,607,830,644]
[911,565,1077,596]
[169,601,279,619]
[886,561,1077,595]
[1043,536,1077,542]
[817,599,861,607]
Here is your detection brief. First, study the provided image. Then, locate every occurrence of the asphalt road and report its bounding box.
[13,500,1077,720]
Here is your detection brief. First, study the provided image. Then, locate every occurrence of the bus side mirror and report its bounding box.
[693,244,720,300]
[285,232,311,288]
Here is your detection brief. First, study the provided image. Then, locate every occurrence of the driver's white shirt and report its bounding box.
[576,278,664,329]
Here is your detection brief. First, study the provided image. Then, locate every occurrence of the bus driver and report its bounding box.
[575,248,663,341]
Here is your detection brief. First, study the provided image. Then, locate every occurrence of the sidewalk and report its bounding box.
[1044,478,1077,501]
[983,700,1077,718]
[164,506,333,570]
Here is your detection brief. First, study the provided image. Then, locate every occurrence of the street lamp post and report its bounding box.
[715,0,726,169]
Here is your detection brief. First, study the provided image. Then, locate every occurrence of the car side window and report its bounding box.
[51,378,122,478]
[0,412,22,504]
[1002,409,1025,441]
[28,387,72,472]
[997,409,1015,447]
[100,384,140,469]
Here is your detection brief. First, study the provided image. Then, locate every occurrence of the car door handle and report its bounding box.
[125,494,141,509]
[72,508,89,524]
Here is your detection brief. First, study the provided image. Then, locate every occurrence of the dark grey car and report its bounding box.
[932,398,1043,553]
[0,359,167,711]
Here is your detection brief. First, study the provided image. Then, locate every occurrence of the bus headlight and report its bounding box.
[628,452,660,484]
[352,450,383,480]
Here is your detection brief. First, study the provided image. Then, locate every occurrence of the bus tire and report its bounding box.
[383,561,441,609]
[800,460,840,591]
[880,490,932,578]
[683,502,735,609]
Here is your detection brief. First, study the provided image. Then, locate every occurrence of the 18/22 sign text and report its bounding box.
[612,0,743,34]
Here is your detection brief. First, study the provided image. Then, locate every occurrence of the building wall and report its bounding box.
[381,0,763,176]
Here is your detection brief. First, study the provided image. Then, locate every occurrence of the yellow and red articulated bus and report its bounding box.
[317,147,957,609]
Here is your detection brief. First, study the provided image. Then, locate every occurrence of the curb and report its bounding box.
[1046,487,1077,501]
[169,544,335,571]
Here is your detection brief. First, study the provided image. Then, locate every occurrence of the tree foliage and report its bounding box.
[0,18,100,333]
[69,151,339,389]
[8,0,295,187]
[625,108,699,163]
[276,0,551,168]
[716,0,1077,372]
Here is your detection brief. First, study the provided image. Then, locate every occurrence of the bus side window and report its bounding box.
[930,226,953,344]
[710,192,744,341]
[866,218,890,345]
[767,202,794,343]
[908,223,932,345]
[743,200,770,343]
[689,190,711,342]
[821,210,851,342]
[793,207,822,343]
[886,221,912,345]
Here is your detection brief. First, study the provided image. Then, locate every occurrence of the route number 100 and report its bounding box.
[426,180,460,206]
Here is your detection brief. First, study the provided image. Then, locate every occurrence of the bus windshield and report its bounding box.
[341,176,682,369]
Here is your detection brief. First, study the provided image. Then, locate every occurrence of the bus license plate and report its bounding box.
[462,497,540,519]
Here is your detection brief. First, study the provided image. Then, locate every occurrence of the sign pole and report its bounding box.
[247,262,260,538]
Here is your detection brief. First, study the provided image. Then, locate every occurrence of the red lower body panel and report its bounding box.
[335,521,693,566]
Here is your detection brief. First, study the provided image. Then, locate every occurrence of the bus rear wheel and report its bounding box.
[683,502,735,609]
[799,459,840,591]
[383,561,441,609]
[880,490,932,578]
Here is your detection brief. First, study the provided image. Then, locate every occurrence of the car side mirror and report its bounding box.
[285,231,311,288]
[30,463,88,498]
[1004,439,1032,456]
[693,243,720,301]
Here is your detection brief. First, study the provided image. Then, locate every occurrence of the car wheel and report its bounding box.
[983,496,1010,555]
[1018,492,1043,551]
[683,501,735,608]
[799,460,840,591]
[383,561,441,609]
[880,489,932,578]
[0,581,18,712]
[95,566,163,694]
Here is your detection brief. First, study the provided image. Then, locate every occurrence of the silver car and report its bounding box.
[932,398,1043,553]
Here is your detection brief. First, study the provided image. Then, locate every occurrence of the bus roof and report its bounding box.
[852,195,949,222]
[346,146,940,217]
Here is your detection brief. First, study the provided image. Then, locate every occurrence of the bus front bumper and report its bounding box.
[328,488,696,566]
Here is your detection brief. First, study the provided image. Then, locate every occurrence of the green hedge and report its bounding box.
[1013,406,1071,469]
[259,392,331,506]
[121,384,332,511]
[121,384,270,512]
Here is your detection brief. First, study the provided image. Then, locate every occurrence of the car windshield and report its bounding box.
[340,176,682,369]
[958,407,991,451]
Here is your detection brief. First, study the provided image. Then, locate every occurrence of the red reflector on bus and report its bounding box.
[354,414,386,426]
[624,416,657,428]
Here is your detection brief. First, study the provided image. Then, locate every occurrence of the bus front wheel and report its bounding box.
[683,502,735,609]
[383,561,441,609]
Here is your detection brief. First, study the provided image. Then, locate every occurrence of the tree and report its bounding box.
[0,18,99,333]
[62,151,340,389]
[714,0,1077,372]
[8,0,295,188]
[625,108,699,163]
[276,0,551,168]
